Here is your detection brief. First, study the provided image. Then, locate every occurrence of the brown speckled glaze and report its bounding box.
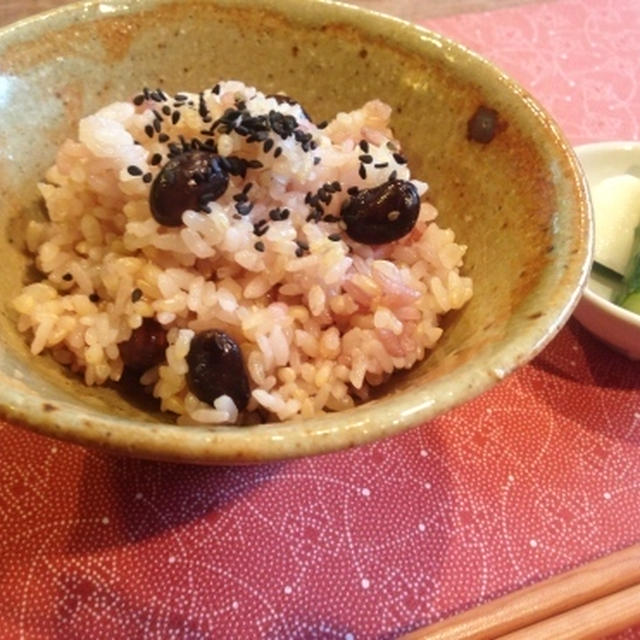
[0,0,592,464]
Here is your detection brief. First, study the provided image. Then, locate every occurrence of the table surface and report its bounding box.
[1,1,640,639]
[0,0,546,25]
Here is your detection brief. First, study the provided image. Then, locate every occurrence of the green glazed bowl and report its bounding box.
[0,0,591,463]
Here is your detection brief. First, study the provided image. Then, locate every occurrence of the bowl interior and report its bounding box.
[0,0,591,462]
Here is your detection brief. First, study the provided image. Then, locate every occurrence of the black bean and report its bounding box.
[186,330,250,410]
[119,318,168,371]
[467,105,499,143]
[149,150,229,226]
[340,179,420,244]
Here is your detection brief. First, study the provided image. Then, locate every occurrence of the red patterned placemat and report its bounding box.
[2,1,640,638]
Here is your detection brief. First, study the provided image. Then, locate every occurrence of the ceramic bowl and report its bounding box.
[0,0,591,463]
[573,142,640,359]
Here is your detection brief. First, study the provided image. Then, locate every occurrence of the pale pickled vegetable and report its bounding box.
[616,224,640,314]
[592,174,640,275]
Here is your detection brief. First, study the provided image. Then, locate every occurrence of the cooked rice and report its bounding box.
[13,80,472,424]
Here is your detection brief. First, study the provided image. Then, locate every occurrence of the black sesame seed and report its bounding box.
[158,133,170,143]
[150,153,163,165]
[328,233,341,241]
[233,192,247,203]
[269,207,290,221]
[263,138,274,153]
[331,181,341,191]
[254,225,269,237]
[89,293,100,303]
[317,120,328,129]
[313,157,321,165]
[198,94,209,119]
[235,201,254,216]
[172,110,181,125]
[358,164,367,180]
[246,159,263,169]
[133,94,145,106]
[323,214,340,223]
[150,90,164,102]
[143,87,151,100]
[212,84,221,95]
[359,139,369,153]
[145,124,154,138]
[62,272,73,281]
[318,189,332,205]
[388,170,398,181]
[347,186,359,196]
[359,154,373,164]
[242,182,253,194]
[295,247,305,257]
[131,288,143,302]
[143,172,153,184]
[162,105,172,116]
[254,241,265,252]
[374,162,389,169]
[393,152,407,164]
[153,118,162,133]
[274,147,283,158]
[174,93,188,101]
[127,165,144,176]
[255,218,268,228]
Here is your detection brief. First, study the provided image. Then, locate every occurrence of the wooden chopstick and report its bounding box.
[400,543,640,640]
[499,582,640,639]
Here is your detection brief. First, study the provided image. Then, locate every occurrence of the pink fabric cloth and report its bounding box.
[2,1,640,638]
